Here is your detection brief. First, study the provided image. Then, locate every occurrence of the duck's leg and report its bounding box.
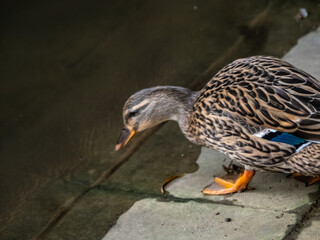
[202,170,255,195]
[306,177,320,186]
[291,173,320,186]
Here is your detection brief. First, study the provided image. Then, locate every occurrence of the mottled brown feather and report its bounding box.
[195,56,320,135]
[186,56,320,175]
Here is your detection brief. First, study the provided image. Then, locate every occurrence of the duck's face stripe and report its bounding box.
[124,100,150,123]
[130,100,150,113]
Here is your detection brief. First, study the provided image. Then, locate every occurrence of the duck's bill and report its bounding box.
[115,128,136,151]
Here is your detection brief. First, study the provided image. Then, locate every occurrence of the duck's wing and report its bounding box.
[196,56,320,138]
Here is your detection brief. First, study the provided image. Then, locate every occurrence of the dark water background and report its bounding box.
[1,1,320,239]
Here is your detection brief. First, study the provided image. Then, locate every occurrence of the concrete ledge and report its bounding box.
[167,148,319,212]
[103,199,296,240]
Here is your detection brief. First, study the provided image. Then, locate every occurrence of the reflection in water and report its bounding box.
[1,0,320,238]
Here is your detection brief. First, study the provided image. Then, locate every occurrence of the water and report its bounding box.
[1,0,319,239]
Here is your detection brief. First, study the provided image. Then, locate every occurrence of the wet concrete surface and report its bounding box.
[1,1,320,239]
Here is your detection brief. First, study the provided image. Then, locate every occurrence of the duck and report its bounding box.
[115,56,320,195]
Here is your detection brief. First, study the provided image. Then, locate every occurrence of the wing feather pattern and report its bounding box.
[196,56,320,137]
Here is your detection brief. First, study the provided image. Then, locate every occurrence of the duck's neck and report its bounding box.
[163,86,199,133]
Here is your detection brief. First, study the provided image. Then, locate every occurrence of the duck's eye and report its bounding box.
[128,111,137,118]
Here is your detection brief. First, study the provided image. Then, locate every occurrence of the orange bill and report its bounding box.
[115,128,136,151]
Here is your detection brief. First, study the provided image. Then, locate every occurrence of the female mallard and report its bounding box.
[116,56,320,195]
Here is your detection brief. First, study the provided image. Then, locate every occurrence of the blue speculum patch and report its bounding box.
[263,131,308,149]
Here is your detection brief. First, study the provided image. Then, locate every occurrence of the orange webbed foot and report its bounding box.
[202,170,255,195]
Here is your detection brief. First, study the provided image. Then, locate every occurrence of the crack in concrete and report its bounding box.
[282,199,320,240]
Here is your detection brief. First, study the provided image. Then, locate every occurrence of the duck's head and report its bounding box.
[115,86,195,151]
